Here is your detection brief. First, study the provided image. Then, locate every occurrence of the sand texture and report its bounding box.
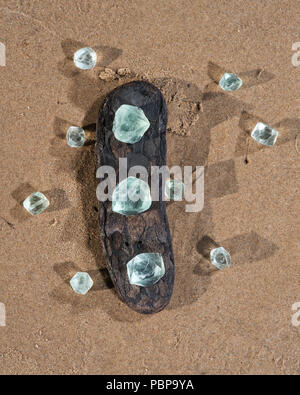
[0,0,299,374]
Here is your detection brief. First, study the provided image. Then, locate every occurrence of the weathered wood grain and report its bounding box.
[96,81,174,314]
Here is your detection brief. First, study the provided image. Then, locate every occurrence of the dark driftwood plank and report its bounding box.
[96,81,174,314]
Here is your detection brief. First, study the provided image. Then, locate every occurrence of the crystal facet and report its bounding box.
[112,104,150,144]
[112,177,152,216]
[127,253,165,287]
[251,122,279,146]
[219,73,243,91]
[210,247,231,270]
[66,126,85,148]
[73,47,97,70]
[70,272,93,295]
[23,192,49,215]
[165,179,185,201]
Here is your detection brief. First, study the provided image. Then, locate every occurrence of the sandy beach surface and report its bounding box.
[0,0,299,374]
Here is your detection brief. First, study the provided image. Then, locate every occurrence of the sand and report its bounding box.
[0,0,299,374]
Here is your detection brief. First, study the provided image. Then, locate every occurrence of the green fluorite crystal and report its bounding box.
[165,179,185,200]
[112,177,152,216]
[70,272,93,295]
[73,47,97,70]
[219,73,243,91]
[112,104,150,143]
[251,122,279,146]
[127,253,165,287]
[23,192,49,215]
[66,126,85,148]
[210,247,231,270]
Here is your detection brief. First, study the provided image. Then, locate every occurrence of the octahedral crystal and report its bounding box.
[165,179,185,201]
[127,253,165,287]
[23,192,49,215]
[73,47,97,70]
[70,272,93,295]
[66,126,85,148]
[210,247,231,270]
[251,122,279,146]
[112,177,152,216]
[219,73,243,91]
[112,104,150,144]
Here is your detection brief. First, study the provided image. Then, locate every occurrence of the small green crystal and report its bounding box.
[219,73,243,91]
[127,253,165,287]
[210,247,231,270]
[165,179,185,201]
[23,192,49,215]
[112,177,152,216]
[66,126,85,148]
[70,272,93,295]
[73,47,97,70]
[251,122,279,146]
[112,104,150,144]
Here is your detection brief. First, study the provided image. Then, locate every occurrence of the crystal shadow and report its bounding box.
[196,231,278,275]
[208,61,275,89]
[10,183,70,221]
[51,261,115,315]
[235,112,300,157]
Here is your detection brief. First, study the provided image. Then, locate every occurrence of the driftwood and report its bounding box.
[96,81,174,314]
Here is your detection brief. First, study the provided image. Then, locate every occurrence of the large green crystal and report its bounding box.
[127,253,165,287]
[112,104,150,144]
[112,177,152,216]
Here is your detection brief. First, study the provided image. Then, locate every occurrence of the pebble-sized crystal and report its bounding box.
[127,253,165,287]
[210,247,231,270]
[251,122,279,146]
[23,192,49,215]
[112,176,152,216]
[70,272,93,295]
[219,73,243,91]
[165,179,185,201]
[66,126,85,148]
[112,104,150,143]
[73,47,97,70]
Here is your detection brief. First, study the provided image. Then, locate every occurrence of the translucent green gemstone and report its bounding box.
[165,179,185,200]
[219,73,243,91]
[70,272,93,295]
[73,47,97,70]
[23,192,49,215]
[112,104,150,143]
[66,126,85,148]
[251,122,279,146]
[112,177,152,216]
[127,253,165,287]
[210,247,231,270]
